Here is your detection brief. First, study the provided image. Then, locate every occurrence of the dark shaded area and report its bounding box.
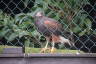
[83,0,96,30]
[0,37,24,46]
[89,0,96,6]
[73,33,96,53]
[0,0,35,16]
[0,36,41,47]
[79,0,96,52]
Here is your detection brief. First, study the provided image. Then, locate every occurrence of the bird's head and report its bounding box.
[32,11,44,18]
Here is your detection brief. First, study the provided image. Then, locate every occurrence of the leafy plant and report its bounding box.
[0,10,41,47]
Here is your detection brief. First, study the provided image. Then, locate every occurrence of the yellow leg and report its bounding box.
[40,40,50,53]
[50,42,56,53]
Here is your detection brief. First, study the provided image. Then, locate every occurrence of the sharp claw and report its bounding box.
[40,48,50,53]
[50,48,56,53]
[40,39,50,53]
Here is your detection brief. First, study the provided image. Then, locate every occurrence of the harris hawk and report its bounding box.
[33,11,71,53]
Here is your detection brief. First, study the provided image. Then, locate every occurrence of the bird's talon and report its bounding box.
[40,48,50,53]
[50,48,56,53]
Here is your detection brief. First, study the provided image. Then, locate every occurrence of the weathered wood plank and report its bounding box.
[27,53,96,58]
[27,58,96,64]
[2,48,23,54]
[0,54,96,64]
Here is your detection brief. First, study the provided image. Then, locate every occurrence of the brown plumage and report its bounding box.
[33,11,71,53]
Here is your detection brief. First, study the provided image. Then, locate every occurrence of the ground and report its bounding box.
[0,45,83,54]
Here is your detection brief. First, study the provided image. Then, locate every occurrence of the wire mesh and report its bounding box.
[0,0,96,54]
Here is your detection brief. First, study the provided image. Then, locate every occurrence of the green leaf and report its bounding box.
[79,29,87,36]
[85,18,92,28]
[73,26,81,33]
[7,33,18,41]
[31,30,40,36]
[19,30,29,38]
[15,13,26,23]
[0,29,10,37]
[25,39,30,47]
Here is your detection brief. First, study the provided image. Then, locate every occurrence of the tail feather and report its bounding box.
[59,36,72,46]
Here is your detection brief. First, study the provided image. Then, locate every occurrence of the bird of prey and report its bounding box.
[33,11,71,53]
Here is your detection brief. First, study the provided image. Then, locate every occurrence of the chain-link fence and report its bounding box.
[0,0,96,54]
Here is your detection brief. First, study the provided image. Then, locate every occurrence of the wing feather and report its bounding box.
[44,20,62,31]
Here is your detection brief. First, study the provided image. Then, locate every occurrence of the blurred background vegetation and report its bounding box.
[0,0,96,53]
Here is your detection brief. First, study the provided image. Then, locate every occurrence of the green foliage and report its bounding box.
[0,10,41,47]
